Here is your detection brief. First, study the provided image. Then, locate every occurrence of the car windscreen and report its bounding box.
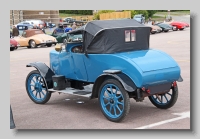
[17,26,28,30]
[67,34,83,42]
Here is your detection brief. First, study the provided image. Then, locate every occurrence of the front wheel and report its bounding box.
[148,85,178,109]
[25,70,51,104]
[46,44,52,47]
[29,40,37,48]
[98,79,130,122]
[10,47,15,51]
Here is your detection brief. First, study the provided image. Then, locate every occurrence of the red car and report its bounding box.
[180,22,190,27]
[169,21,188,31]
[10,38,20,51]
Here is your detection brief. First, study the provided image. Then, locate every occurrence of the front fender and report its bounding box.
[91,73,137,99]
[26,62,55,89]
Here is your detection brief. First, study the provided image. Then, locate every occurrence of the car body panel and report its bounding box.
[10,38,20,50]
[154,23,174,31]
[145,24,162,33]
[50,46,180,88]
[50,28,68,43]
[49,20,181,89]
[13,29,57,47]
[169,21,187,29]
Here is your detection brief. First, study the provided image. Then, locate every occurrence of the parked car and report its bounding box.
[23,20,45,28]
[25,19,183,122]
[50,28,68,44]
[10,38,20,51]
[154,22,176,32]
[14,21,32,28]
[168,21,188,31]
[63,17,86,25]
[13,29,57,48]
[133,14,145,24]
[145,24,162,34]
[181,22,190,27]
[46,22,56,28]
[17,24,33,36]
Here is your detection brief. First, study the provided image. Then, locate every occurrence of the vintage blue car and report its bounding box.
[25,19,183,122]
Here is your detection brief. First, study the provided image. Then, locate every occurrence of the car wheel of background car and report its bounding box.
[29,40,37,48]
[98,79,130,122]
[173,26,178,31]
[46,44,52,47]
[148,85,178,109]
[25,70,51,104]
[10,47,15,51]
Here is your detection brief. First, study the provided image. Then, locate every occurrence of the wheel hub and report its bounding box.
[34,83,42,92]
[110,99,114,104]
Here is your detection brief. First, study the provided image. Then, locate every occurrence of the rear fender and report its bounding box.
[177,75,183,82]
[26,62,55,89]
[91,73,137,99]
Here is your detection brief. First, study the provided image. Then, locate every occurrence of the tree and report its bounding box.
[147,10,157,18]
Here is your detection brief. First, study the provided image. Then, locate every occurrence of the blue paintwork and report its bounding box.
[27,73,48,102]
[50,42,181,88]
[100,84,124,119]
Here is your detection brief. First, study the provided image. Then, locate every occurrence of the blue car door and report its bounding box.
[71,52,88,81]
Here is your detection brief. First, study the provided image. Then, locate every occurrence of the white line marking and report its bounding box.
[135,111,190,129]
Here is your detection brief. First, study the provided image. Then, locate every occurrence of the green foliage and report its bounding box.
[59,10,93,15]
[157,10,189,12]
[93,10,115,20]
[147,10,157,18]
[131,10,148,19]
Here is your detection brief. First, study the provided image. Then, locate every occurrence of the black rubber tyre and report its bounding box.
[29,40,37,48]
[173,26,178,31]
[25,70,51,104]
[46,44,52,47]
[10,47,15,51]
[148,86,178,109]
[98,79,130,122]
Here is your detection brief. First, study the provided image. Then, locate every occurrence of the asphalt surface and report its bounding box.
[10,18,190,129]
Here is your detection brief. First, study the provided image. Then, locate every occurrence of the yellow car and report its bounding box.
[13,29,57,48]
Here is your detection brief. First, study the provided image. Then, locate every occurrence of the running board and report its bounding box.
[48,84,93,98]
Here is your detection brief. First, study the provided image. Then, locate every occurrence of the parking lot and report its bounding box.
[10,26,190,129]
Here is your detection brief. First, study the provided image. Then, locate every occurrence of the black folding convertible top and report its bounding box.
[69,19,151,54]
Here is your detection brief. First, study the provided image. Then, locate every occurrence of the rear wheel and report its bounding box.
[148,85,178,109]
[98,79,130,122]
[25,70,51,104]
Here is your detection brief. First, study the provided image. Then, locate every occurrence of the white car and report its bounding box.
[23,19,45,28]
